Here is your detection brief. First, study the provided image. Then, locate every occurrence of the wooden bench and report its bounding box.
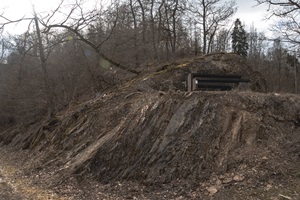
[187,73,250,91]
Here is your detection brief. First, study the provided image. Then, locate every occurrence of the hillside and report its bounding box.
[0,53,300,199]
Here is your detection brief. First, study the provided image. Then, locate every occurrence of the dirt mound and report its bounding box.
[0,53,299,199]
[76,92,300,185]
[127,53,267,92]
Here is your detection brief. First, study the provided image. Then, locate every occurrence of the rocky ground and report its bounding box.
[0,53,299,199]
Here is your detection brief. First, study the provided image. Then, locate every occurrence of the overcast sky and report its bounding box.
[234,0,273,35]
[1,0,273,35]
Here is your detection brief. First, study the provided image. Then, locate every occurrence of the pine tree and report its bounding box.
[231,18,248,57]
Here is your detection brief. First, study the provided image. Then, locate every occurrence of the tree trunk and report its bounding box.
[158,1,165,60]
[150,0,158,59]
[171,0,179,60]
[33,10,56,119]
[202,0,207,54]
[207,27,217,54]
[295,58,298,93]
[137,0,147,59]
[130,0,140,68]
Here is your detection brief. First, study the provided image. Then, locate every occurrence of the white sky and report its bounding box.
[234,0,274,37]
[0,0,100,33]
[1,0,62,33]
[1,0,274,35]
[1,0,62,19]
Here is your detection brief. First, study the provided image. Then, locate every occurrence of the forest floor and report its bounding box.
[0,145,208,200]
[1,143,300,200]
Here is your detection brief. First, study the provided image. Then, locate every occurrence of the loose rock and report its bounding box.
[207,186,218,196]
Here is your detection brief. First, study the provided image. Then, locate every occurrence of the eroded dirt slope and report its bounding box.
[1,90,300,197]
[0,53,299,199]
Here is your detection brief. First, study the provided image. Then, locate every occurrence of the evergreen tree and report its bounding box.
[231,18,248,57]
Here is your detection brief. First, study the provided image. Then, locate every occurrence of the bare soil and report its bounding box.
[0,53,300,199]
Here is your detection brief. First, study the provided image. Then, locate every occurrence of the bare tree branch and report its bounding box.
[0,16,33,30]
[44,0,65,25]
[257,0,300,44]
[39,0,139,75]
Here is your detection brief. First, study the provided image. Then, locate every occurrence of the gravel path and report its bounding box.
[0,176,24,200]
[0,147,66,200]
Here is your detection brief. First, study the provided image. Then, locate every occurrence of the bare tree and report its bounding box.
[248,25,267,61]
[129,0,140,67]
[33,7,60,118]
[256,0,300,93]
[158,0,187,59]
[257,0,300,44]
[190,0,237,54]
[0,7,59,118]
[149,0,159,59]
[1,1,107,118]
[0,35,8,63]
[42,0,139,75]
[136,0,147,56]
